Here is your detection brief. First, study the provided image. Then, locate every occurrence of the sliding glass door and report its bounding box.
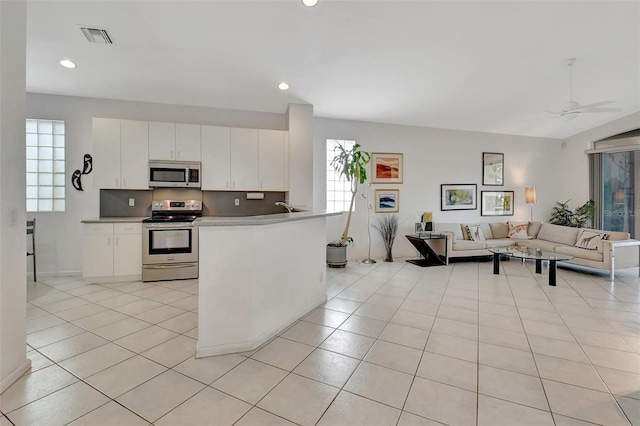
[596,150,639,238]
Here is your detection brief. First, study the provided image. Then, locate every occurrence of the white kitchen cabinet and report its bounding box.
[83,222,142,282]
[230,128,259,190]
[258,129,287,191]
[201,125,231,190]
[92,118,148,190]
[83,224,115,279]
[176,124,201,161]
[93,118,121,190]
[120,120,149,189]
[148,121,176,161]
[149,122,201,161]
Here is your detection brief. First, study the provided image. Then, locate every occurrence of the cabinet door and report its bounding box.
[148,122,176,160]
[230,128,258,190]
[176,124,201,161]
[82,224,115,278]
[92,118,121,189]
[120,120,149,189]
[258,129,286,191]
[113,233,142,276]
[201,125,231,190]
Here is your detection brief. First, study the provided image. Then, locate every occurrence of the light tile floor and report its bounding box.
[1,259,639,425]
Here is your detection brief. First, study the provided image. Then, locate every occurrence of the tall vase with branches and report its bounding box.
[330,143,371,246]
[374,214,399,262]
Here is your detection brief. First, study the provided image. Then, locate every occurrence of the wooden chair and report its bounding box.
[27,218,36,281]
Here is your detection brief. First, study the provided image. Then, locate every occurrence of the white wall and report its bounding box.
[1,0,31,392]
[26,94,287,275]
[314,118,570,260]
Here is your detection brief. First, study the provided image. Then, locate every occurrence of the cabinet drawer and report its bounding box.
[114,223,142,234]
[83,223,114,235]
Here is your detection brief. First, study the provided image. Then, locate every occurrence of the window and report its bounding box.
[26,119,65,212]
[326,139,355,213]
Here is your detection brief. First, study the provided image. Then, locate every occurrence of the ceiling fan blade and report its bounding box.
[579,107,622,113]
[543,109,562,116]
[571,100,616,111]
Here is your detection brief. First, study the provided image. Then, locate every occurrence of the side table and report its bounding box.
[405,233,448,267]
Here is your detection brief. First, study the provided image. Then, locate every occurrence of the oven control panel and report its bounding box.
[152,199,202,212]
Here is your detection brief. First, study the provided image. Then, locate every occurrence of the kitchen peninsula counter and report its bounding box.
[195,211,337,358]
[81,216,149,223]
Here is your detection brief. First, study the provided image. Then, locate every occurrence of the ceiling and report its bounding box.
[26,1,640,139]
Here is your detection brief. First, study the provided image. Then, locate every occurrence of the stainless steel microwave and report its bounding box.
[148,161,201,188]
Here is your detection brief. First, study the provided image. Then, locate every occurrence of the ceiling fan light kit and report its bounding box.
[545,58,621,118]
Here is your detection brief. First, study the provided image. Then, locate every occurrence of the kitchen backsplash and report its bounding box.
[100,189,153,217]
[100,189,287,217]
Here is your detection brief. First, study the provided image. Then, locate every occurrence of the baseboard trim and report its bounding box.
[196,293,327,358]
[0,359,31,394]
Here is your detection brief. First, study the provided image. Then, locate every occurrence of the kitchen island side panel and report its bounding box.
[196,216,327,357]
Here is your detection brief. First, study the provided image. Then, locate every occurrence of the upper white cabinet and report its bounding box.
[201,125,231,190]
[230,128,259,191]
[93,118,148,190]
[149,122,201,161]
[258,129,287,191]
[201,127,288,191]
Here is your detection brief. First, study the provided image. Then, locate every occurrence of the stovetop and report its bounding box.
[143,199,202,223]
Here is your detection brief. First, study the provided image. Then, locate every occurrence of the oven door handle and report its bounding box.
[143,264,197,270]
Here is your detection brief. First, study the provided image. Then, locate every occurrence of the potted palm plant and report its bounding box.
[326,142,371,267]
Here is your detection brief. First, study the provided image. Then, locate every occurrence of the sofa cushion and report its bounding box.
[487,238,513,248]
[537,223,580,246]
[517,239,561,252]
[489,222,508,239]
[435,223,464,241]
[554,246,604,262]
[465,225,486,241]
[508,222,532,239]
[453,240,487,250]
[528,222,542,238]
[574,229,608,251]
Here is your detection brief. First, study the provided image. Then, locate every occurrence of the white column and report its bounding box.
[286,104,314,210]
[0,0,31,392]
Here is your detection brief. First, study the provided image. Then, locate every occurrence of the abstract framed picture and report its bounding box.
[441,184,477,211]
[371,153,403,184]
[374,189,400,213]
[481,190,514,216]
[482,152,504,186]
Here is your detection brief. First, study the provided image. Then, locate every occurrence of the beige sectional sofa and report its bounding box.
[434,221,639,278]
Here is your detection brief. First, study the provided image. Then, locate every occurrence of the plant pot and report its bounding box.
[326,245,347,268]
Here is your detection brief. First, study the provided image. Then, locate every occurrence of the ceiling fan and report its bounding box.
[545,58,621,119]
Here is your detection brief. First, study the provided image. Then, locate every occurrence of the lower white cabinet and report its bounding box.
[83,222,142,282]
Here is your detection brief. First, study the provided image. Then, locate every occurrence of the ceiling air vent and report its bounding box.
[80,27,114,44]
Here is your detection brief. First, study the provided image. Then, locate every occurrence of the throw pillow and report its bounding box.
[465,225,486,241]
[574,229,608,251]
[508,222,531,239]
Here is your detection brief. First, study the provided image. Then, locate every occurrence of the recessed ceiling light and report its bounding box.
[278,82,290,91]
[59,59,77,69]
[302,0,318,7]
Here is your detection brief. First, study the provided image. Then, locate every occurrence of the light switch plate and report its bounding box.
[128,198,135,207]
[234,199,240,206]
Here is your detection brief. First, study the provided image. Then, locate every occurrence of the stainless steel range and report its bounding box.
[142,199,202,282]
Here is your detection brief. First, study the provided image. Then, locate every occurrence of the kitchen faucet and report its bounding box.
[275,201,294,213]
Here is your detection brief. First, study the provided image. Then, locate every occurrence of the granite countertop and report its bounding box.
[81,216,149,223]
[195,210,340,227]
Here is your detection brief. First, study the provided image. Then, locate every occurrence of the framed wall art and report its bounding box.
[481,190,514,216]
[482,152,504,186]
[374,189,400,213]
[441,184,477,211]
[371,152,403,184]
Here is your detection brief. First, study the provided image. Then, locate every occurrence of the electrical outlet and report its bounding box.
[234,198,240,206]
[128,198,135,207]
